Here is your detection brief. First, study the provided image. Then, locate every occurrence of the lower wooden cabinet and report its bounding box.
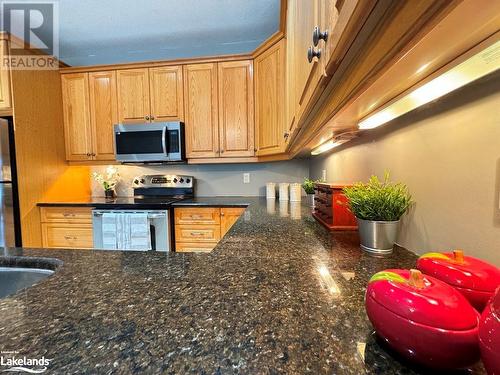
[40,207,93,249]
[41,223,93,249]
[174,207,245,252]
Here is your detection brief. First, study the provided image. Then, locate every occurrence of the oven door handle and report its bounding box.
[162,126,169,159]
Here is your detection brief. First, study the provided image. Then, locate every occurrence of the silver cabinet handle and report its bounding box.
[308,47,321,63]
[313,26,328,46]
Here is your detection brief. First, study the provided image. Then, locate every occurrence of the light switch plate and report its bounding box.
[243,173,250,184]
[322,170,327,181]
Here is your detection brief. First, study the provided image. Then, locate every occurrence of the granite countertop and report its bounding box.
[1,198,486,374]
[37,196,251,209]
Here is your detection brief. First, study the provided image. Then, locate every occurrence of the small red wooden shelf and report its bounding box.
[312,182,357,231]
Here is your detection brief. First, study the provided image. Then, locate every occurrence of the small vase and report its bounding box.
[104,189,116,199]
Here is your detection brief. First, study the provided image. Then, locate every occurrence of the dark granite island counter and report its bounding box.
[1,198,486,374]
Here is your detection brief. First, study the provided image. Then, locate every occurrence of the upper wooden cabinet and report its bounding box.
[62,72,117,161]
[149,66,184,122]
[61,73,93,161]
[116,68,150,124]
[88,71,118,160]
[255,40,286,156]
[183,63,219,158]
[217,60,255,157]
[117,66,184,124]
[0,39,12,111]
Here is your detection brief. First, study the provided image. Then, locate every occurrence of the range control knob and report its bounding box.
[186,178,191,184]
[140,178,145,184]
[173,178,178,183]
[134,179,139,185]
[179,178,184,183]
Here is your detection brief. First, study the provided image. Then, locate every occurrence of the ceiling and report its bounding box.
[55,0,280,66]
[3,0,279,66]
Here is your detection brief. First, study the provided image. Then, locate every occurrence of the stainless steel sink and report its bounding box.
[0,267,54,298]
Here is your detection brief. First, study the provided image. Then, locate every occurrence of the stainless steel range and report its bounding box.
[92,175,194,252]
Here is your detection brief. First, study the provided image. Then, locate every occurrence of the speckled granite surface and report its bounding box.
[0,198,486,374]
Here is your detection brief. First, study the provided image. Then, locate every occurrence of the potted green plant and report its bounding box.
[343,172,412,254]
[302,178,316,207]
[92,166,120,199]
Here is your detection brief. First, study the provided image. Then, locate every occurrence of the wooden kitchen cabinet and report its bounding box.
[89,71,118,160]
[61,73,93,161]
[174,207,245,252]
[62,72,117,161]
[0,39,11,111]
[183,63,219,158]
[116,68,151,124]
[255,40,286,156]
[220,207,245,236]
[117,66,184,124]
[149,66,184,122]
[289,0,326,125]
[40,207,93,249]
[217,60,255,157]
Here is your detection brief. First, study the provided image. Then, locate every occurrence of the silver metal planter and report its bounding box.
[308,194,315,207]
[357,218,400,255]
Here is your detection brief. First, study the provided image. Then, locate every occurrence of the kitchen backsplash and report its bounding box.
[90,160,309,197]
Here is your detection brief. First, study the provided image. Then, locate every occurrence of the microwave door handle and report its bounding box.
[162,126,169,159]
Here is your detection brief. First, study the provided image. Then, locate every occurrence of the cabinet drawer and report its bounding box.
[40,207,92,223]
[175,242,217,253]
[175,224,221,242]
[174,208,220,225]
[41,223,93,249]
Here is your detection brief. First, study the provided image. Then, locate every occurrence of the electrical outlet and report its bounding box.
[243,173,250,184]
[322,169,327,181]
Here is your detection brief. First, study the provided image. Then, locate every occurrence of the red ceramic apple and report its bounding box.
[417,250,500,311]
[366,269,480,369]
[479,286,500,375]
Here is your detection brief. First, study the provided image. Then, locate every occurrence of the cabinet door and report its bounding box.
[285,0,298,143]
[220,207,245,236]
[61,73,93,161]
[255,40,286,156]
[183,63,219,158]
[149,66,184,122]
[116,68,150,124]
[0,40,11,110]
[293,0,324,120]
[218,60,254,157]
[89,71,118,160]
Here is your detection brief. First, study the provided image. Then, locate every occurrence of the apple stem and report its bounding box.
[453,249,464,263]
[408,269,425,289]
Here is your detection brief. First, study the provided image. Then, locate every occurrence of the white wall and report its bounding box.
[91,159,309,197]
[310,73,500,265]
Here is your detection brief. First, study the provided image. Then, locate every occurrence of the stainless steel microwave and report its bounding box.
[114,122,185,163]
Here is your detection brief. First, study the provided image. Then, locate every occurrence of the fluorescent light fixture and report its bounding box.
[359,39,500,130]
[311,140,342,155]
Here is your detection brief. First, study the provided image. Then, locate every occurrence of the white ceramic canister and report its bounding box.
[290,183,302,202]
[279,183,290,201]
[266,182,276,199]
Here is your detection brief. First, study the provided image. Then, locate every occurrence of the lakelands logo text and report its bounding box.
[0,354,51,373]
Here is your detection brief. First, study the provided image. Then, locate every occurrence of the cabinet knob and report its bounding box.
[150,115,155,121]
[313,26,328,46]
[307,46,321,63]
[86,152,91,157]
[220,149,224,153]
[283,131,290,139]
[145,115,150,121]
